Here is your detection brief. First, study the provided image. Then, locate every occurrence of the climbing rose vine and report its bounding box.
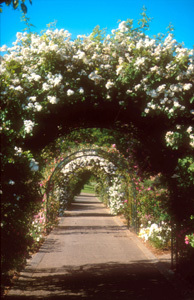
[1,17,194,285]
[50,154,124,215]
[1,20,193,152]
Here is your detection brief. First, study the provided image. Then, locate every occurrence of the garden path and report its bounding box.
[6,194,184,299]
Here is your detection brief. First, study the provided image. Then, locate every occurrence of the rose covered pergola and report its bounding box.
[46,148,130,217]
[1,16,194,284]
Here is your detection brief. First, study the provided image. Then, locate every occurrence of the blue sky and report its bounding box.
[0,0,194,49]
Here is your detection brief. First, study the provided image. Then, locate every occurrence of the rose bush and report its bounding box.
[139,222,171,249]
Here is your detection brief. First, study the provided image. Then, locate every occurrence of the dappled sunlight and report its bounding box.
[6,262,183,299]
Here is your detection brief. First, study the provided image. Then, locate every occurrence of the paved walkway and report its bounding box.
[6,194,187,299]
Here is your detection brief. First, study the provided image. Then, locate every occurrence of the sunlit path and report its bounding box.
[6,194,182,299]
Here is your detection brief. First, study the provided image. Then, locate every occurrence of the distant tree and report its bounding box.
[0,0,32,14]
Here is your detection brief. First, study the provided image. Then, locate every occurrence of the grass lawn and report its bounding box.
[81,183,95,194]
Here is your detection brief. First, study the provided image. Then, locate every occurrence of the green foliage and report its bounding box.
[89,25,106,43]
[136,174,170,226]
[81,177,96,194]
[186,234,194,248]
[21,13,35,32]
[0,0,32,14]
[177,156,194,186]
[138,6,153,31]
[149,228,171,249]
[185,215,194,248]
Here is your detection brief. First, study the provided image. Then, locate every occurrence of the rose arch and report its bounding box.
[1,16,194,281]
[45,148,131,219]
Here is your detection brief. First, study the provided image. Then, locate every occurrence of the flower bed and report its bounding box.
[139,222,171,250]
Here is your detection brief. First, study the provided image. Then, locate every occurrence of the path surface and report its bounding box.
[6,194,184,299]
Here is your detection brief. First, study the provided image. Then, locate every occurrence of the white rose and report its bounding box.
[47,95,59,104]
[183,83,192,91]
[67,89,74,96]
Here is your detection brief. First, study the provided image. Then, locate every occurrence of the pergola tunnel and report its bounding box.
[2,126,194,285]
[1,14,194,291]
[46,148,134,226]
[30,140,174,255]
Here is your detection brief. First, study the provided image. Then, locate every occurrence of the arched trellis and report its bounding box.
[1,19,194,287]
[45,148,137,228]
[46,148,129,190]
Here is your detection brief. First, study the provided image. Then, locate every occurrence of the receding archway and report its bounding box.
[45,147,134,223]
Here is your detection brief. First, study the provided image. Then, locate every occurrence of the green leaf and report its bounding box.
[190,96,194,104]
[13,0,19,9]
[21,3,27,14]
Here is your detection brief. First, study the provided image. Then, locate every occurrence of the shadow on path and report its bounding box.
[5,194,191,299]
[5,261,182,300]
